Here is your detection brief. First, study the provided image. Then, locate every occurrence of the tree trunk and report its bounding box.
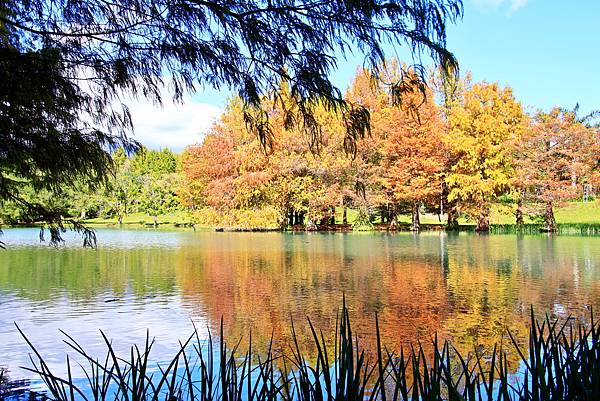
[475,208,490,232]
[380,205,388,224]
[329,206,336,226]
[515,205,524,226]
[153,215,158,228]
[515,191,524,226]
[544,201,557,232]
[289,209,294,227]
[446,207,459,231]
[342,207,348,225]
[411,202,420,231]
[388,204,397,230]
[118,214,123,226]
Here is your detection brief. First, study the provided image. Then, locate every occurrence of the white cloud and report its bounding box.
[471,0,530,14]
[126,93,221,151]
[507,0,529,14]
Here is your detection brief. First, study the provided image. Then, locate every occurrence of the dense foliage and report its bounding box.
[0,147,182,227]
[1,62,598,233]
[180,65,600,231]
[0,0,463,243]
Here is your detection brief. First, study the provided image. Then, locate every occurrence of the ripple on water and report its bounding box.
[1,229,600,388]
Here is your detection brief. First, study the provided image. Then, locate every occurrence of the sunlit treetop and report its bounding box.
[1,0,463,145]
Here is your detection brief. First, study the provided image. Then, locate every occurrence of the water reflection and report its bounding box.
[0,229,599,382]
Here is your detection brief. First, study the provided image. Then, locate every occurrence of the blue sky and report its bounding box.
[447,0,600,114]
[132,0,600,150]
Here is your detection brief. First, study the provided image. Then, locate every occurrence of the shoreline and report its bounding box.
[3,221,600,235]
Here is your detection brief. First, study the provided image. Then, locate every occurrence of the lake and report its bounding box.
[1,228,600,391]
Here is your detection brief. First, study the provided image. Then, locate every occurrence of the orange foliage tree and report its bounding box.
[181,84,361,229]
[514,108,599,231]
[377,69,446,231]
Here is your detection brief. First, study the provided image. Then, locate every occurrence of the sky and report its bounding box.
[128,0,600,151]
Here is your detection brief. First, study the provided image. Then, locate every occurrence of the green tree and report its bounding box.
[131,147,178,177]
[100,160,139,225]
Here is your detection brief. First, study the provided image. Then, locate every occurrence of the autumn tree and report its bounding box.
[445,82,525,231]
[431,70,473,230]
[180,98,277,227]
[267,90,357,228]
[514,108,599,231]
[266,131,326,229]
[344,68,388,226]
[180,134,236,211]
[378,69,446,231]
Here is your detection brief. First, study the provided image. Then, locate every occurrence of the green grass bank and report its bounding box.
[76,201,600,232]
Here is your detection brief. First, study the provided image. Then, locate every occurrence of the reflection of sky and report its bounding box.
[0,227,191,249]
[0,290,209,384]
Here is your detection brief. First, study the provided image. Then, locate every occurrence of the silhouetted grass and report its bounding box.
[0,367,6,390]
[1,366,38,400]
[15,302,600,401]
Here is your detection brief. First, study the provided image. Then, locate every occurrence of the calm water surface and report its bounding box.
[1,228,600,385]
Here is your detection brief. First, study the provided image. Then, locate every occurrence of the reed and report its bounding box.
[1,366,38,400]
[0,367,6,389]
[487,223,600,235]
[16,303,600,401]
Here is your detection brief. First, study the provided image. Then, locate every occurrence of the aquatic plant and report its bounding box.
[0,367,6,390]
[16,304,600,401]
[1,366,38,400]
[484,223,600,235]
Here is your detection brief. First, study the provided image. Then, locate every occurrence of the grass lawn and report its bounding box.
[337,200,600,227]
[85,211,194,227]
[83,201,600,229]
[554,201,600,224]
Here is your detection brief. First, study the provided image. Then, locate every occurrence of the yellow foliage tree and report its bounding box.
[444,82,525,231]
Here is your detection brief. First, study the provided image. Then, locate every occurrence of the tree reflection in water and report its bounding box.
[1,230,599,378]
